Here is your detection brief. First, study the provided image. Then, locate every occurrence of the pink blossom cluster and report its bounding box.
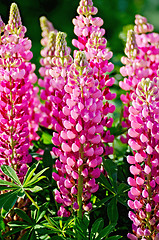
[72,0,116,155]
[0,3,39,178]
[52,49,104,217]
[39,31,72,130]
[127,77,159,240]
[38,17,59,128]
[119,15,159,143]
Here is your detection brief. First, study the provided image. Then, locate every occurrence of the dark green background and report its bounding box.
[0,0,159,72]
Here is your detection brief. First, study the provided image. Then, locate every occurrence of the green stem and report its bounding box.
[77,162,83,220]
[77,147,84,240]
[145,103,152,232]
[9,74,14,169]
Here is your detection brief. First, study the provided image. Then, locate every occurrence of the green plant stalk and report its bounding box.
[9,74,14,169]
[77,164,83,220]
[146,104,152,235]
[77,146,84,240]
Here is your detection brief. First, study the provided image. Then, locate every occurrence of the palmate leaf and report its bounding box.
[23,162,39,186]
[3,228,27,238]
[95,223,116,240]
[103,159,117,191]
[1,189,20,218]
[107,197,118,224]
[23,168,49,188]
[0,179,20,191]
[90,218,104,240]
[19,231,30,240]
[24,185,43,192]
[1,165,21,185]
[14,208,33,225]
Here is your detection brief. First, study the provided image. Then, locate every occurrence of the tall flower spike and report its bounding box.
[39,31,72,128]
[39,16,57,49]
[127,77,159,240]
[72,0,115,157]
[40,16,55,38]
[6,2,26,37]
[52,50,104,217]
[134,14,154,34]
[125,30,139,59]
[38,16,58,128]
[119,15,159,144]
[0,3,36,179]
[8,3,22,30]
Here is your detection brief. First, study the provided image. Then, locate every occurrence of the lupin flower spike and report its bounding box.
[125,30,139,59]
[52,49,104,217]
[127,77,159,239]
[6,2,26,37]
[119,15,159,144]
[40,16,55,37]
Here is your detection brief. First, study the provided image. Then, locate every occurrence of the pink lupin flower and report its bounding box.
[0,3,34,179]
[72,0,116,157]
[6,3,41,144]
[39,31,73,129]
[51,49,104,217]
[127,77,159,239]
[120,15,159,143]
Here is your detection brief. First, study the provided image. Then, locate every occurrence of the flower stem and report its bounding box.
[77,146,84,240]
[77,164,83,219]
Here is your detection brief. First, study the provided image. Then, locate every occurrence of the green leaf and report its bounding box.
[93,195,113,210]
[0,190,19,217]
[117,183,130,194]
[36,203,49,223]
[96,223,116,240]
[106,235,122,240]
[90,218,104,240]
[83,212,90,228]
[1,165,21,185]
[0,216,5,231]
[14,208,33,224]
[20,230,31,240]
[0,186,18,191]
[23,163,39,186]
[109,124,127,137]
[75,217,88,239]
[42,131,52,145]
[24,168,48,187]
[3,228,25,237]
[98,173,114,193]
[30,229,37,240]
[8,221,31,228]
[103,159,117,191]
[107,197,118,224]
[0,179,19,187]
[25,186,43,192]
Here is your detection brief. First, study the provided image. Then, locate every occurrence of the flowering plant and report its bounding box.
[0,1,158,240]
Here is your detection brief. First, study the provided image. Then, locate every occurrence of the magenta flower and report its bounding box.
[119,15,159,143]
[0,3,34,179]
[127,77,159,239]
[51,34,104,216]
[72,0,116,156]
